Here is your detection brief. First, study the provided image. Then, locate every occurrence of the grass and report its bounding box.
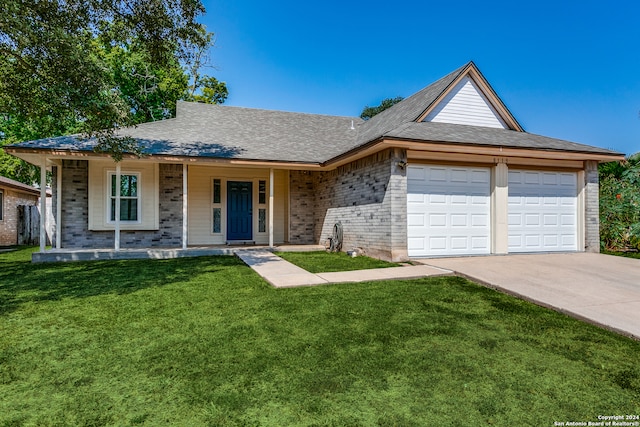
[275,250,399,273]
[603,249,640,259]
[1,247,639,426]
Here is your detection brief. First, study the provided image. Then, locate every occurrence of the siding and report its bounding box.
[424,76,507,128]
[187,166,287,245]
[87,160,159,231]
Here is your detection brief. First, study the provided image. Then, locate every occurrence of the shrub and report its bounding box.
[599,158,640,251]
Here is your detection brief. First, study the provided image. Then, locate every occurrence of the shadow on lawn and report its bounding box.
[0,254,245,315]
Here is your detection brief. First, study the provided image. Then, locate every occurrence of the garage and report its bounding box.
[407,164,491,257]
[508,170,578,253]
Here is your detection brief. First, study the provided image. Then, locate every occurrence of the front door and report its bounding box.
[227,181,253,240]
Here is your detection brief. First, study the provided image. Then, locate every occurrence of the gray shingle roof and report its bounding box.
[386,121,617,154]
[353,64,468,146]
[9,63,622,163]
[15,103,363,164]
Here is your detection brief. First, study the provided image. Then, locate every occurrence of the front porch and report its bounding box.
[32,244,325,263]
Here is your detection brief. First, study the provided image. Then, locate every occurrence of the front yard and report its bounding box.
[1,247,639,426]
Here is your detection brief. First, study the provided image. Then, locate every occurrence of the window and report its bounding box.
[258,180,267,233]
[109,173,140,222]
[258,209,266,233]
[212,179,222,234]
[213,208,222,233]
[0,190,3,221]
[258,180,266,205]
[213,179,221,204]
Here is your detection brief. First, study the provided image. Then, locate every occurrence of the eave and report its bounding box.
[6,137,624,174]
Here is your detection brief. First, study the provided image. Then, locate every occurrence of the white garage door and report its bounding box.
[407,165,491,257]
[508,170,578,253]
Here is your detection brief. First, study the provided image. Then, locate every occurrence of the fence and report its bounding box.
[17,205,40,246]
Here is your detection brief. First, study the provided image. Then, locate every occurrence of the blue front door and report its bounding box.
[227,181,253,240]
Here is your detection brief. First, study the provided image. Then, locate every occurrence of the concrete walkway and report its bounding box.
[419,253,640,340]
[235,250,452,288]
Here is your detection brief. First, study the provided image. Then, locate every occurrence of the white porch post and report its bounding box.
[115,162,121,251]
[39,157,47,253]
[269,168,274,248]
[56,163,62,249]
[182,163,188,249]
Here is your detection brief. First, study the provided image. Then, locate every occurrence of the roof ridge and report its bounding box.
[177,101,362,121]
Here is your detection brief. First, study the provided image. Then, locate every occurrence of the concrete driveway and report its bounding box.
[419,253,640,340]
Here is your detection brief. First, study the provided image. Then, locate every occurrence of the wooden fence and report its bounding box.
[17,205,40,246]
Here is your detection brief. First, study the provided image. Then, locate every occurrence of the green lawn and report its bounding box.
[603,250,640,260]
[275,250,399,273]
[1,247,639,426]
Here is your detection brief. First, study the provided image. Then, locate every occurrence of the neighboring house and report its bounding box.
[5,62,624,261]
[0,176,41,246]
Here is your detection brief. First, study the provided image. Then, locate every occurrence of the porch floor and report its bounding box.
[32,244,326,263]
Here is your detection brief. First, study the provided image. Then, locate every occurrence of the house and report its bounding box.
[0,176,42,246]
[5,62,624,261]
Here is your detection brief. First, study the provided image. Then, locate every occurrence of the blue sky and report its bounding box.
[201,0,640,156]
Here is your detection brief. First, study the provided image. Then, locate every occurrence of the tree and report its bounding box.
[360,97,404,120]
[599,153,640,251]
[0,0,227,180]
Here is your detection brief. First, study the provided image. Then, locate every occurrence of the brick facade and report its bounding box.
[51,155,601,259]
[0,188,39,246]
[584,160,600,252]
[54,160,183,249]
[289,148,408,261]
[288,171,316,244]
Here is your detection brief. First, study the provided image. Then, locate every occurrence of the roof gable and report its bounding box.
[422,75,508,129]
[416,62,524,132]
[355,64,468,144]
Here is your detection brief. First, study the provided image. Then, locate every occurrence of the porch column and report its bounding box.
[115,162,121,251]
[56,162,62,249]
[39,157,47,253]
[269,168,274,248]
[182,163,188,249]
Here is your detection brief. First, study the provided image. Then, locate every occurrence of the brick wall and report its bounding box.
[56,160,184,249]
[289,171,316,244]
[0,188,39,246]
[584,160,600,252]
[289,148,408,261]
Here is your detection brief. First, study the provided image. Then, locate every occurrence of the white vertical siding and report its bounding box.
[424,76,507,129]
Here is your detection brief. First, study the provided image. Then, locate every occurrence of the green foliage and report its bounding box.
[360,96,404,120]
[599,155,640,250]
[1,248,639,425]
[101,41,190,123]
[185,75,229,104]
[0,0,227,175]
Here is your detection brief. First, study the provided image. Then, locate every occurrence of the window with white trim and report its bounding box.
[258,180,266,233]
[212,178,222,233]
[108,172,140,222]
